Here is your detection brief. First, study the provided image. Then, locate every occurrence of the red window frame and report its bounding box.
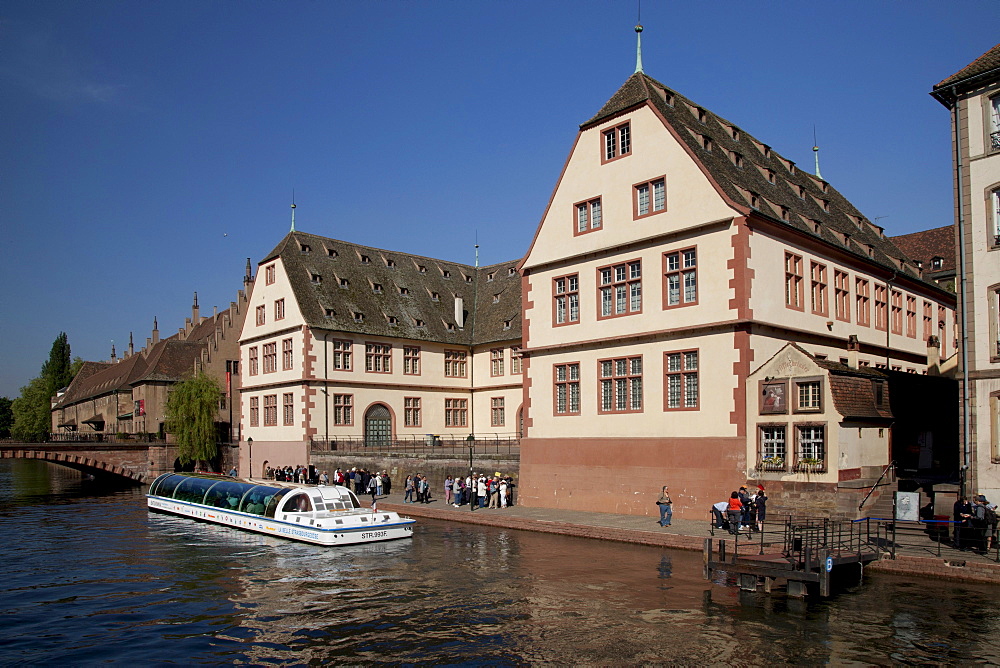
[553,274,580,326]
[597,260,642,320]
[633,176,666,220]
[785,252,803,311]
[601,121,631,164]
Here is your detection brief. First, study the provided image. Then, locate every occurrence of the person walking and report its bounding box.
[656,485,672,527]
[444,476,454,505]
[404,475,414,503]
[755,485,768,532]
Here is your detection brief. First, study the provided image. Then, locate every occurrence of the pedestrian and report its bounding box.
[953,496,972,549]
[404,475,414,503]
[755,485,767,531]
[319,471,330,485]
[727,491,743,535]
[499,478,509,508]
[367,474,378,501]
[420,475,431,503]
[376,471,384,497]
[738,486,752,530]
[228,466,237,478]
[444,476,454,505]
[477,475,487,508]
[656,485,672,527]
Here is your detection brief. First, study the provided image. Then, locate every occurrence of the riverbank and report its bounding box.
[371,490,1000,587]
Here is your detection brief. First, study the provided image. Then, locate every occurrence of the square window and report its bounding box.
[634,177,666,219]
[602,122,631,163]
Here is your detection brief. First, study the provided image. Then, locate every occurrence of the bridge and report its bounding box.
[0,441,181,484]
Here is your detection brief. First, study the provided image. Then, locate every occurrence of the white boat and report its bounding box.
[146,472,414,546]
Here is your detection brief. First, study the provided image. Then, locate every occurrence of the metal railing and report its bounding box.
[858,460,896,511]
[311,433,520,455]
[45,433,170,444]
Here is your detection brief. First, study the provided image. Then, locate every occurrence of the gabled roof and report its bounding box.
[932,43,1000,100]
[889,225,955,277]
[54,353,147,408]
[581,72,946,295]
[262,231,521,346]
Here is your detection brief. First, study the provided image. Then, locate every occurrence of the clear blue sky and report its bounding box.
[0,1,996,399]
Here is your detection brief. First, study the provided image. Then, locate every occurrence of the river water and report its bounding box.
[2,459,999,665]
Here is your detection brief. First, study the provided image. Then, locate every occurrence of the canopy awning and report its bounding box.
[117,412,133,420]
[57,421,77,429]
[82,414,105,425]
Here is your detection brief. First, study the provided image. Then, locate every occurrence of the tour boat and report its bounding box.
[146,472,414,546]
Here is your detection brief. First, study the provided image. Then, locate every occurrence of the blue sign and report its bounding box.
[825,556,833,573]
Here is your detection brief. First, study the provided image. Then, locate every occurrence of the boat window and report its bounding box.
[240,485,284,516]
[263,490,290,518]
[281,494,313,513]
[172,476,216,505]
[151,474,184,499]
[149,473,175,497]
[204,481,251,510]
[345,490,362,509]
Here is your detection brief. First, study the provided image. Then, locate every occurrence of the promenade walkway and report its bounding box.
[365,488,1000,586]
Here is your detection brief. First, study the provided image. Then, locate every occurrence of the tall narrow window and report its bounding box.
[938,305,948,351]
[333,394,353,425]
[256,305,265,326]
[445,350,467,377]
[664,350,699,410]
[554,274,580,325]
[263,343,277,373]
[874,284,888,331]
[810,262,828,316]
[634,177,666,218]
[796,425,826,470]
[991,96,1000,151]
[923,301,933,342]
[602,122,631,162]
[663,247,697,308]
[263,395,277,426]
[759,426,786,470]
[598,356,643,413]
[554,363,581,415]
[404,397,421,427]
[249,396,259,427]
[856,278,871,327]
[991,188,1000,246]
[283,393,294,426]
[491,397,505,427]
[403,346,420,375]
[598,261,641,318]
[332,340,352,370]
[445,398,468,427]
[574,198,603,235]
[275,299,285,321]
[491,348,505,376]
[511,346,523,374]
[282,338,293,370]
[248,346,258,376]
[834,270,851,322]
[785,253,803,310]
[365,343,391,373]
[265,264,276,285]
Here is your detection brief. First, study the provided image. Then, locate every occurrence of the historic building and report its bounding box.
[52,281,251,444]
[237,231,522,478]
[931,43,1000,499]
[516,51,958,518]
[890,225,957,293]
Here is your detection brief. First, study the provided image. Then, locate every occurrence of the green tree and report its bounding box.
[0,397,13,438]
[166,372,221,468]
[11,376,52,441]
[41,332,74,393]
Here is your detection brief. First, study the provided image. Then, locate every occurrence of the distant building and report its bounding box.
[52,279,251,446]
[237,232,522,478]
[931,42,1000,499]
[890,225,957,292]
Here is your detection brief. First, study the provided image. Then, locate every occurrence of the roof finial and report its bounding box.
[290,190,297,232]
[634,23,644,74]
[475,230,480,268]
[812,125,823,180]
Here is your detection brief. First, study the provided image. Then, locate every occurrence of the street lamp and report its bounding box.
[467,433,475,512]
[247,437,253,480]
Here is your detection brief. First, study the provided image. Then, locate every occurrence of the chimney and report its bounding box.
[110,342,117,362]
[152,317,159,345]
[847,334,860,369]
[192,292,200,325]
[244,257,253,285]
[927,335,941,376]
[454,296,465,328]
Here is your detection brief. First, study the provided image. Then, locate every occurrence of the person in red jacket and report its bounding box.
[727,491,743,535]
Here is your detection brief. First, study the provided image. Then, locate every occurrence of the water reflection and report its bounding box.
[1,460,998,664]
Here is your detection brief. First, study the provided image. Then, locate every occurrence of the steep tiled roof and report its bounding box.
[582,73,944,293]
[933,43,1000,91]
[262,232,521,346]
[54,353,147,408]
[132,340,204,382]
[814,358,892,420]
[889,226,955,276]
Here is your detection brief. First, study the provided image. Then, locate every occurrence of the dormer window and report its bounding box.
[372,283,383,294]
[360,254,371,265]
[386,258,396,268]
[487,272,495,282]
[339,278,349,288]
[353,312,364,323]
[442,269,451,279]
[701,135,713,152]
[399,286,410,295]
[508,267,517,276]
[750,193,760,209]
[931,256,944,270]
[797,184,806,199]
[325,308,335,318]
[300,244,312,253]
[464,274,473,284]
[418,264,427,273]
[780,206,789,221]
[730,151,743,168]
[503,319,512,330]
[730,126,740,141]
[326,248,338,257]
[311,273,322,284]
[696,107,706,123]
[493,294,500,304]
[387,316,398,326]
[446,322,456,331]
[414,318,425,328]
[431,291,440,301]
[765,169,775,184]
[762,146,771,159]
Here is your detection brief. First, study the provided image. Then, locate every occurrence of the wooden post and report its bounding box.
[703,538,713,580]
[819,549,832,598]
[719,539,727,564]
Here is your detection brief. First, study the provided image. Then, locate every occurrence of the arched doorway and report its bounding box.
[364,404,392,448]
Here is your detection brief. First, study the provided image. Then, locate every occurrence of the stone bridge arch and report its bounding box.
[0,443,178,484]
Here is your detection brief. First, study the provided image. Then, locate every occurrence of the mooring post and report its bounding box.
[719,539,727,564]
[703,538,712,579]
[819,549,832,597]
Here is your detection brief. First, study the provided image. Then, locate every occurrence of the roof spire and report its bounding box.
[290,190,297,232]
[634,23,644,74]
[812,126,823,180]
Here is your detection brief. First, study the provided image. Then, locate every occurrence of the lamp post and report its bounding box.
[247,437,253,480]
[467,433,475,512]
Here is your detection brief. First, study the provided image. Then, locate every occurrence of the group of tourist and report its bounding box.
[440,473,515,509]
[266,465,311,484]
[711,485,767,534]
[952,494,998,553]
